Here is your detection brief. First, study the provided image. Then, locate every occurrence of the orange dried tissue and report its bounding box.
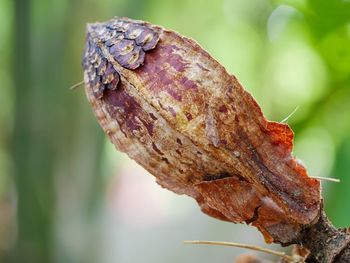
[83,17,321,244]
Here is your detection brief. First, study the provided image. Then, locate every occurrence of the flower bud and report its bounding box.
[83,17,320,244]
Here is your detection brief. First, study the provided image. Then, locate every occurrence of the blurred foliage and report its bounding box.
[0,0,349,262]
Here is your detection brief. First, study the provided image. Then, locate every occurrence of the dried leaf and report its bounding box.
[82,17,321,244]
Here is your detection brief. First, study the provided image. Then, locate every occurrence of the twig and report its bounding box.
[184,240,301,262]
[69,81,84,90]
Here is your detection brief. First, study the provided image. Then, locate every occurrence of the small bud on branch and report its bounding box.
[82,17,350,262]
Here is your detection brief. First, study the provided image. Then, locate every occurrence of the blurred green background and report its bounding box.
[0,0,350,262]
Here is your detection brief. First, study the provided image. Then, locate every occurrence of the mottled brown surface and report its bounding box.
[301,209,350,263]
[83,17,321,244]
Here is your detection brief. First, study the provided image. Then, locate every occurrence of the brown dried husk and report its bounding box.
[83,17,321,244]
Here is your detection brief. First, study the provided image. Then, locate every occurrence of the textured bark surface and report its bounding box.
[82,17,321,245]
[301,209,350,263]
